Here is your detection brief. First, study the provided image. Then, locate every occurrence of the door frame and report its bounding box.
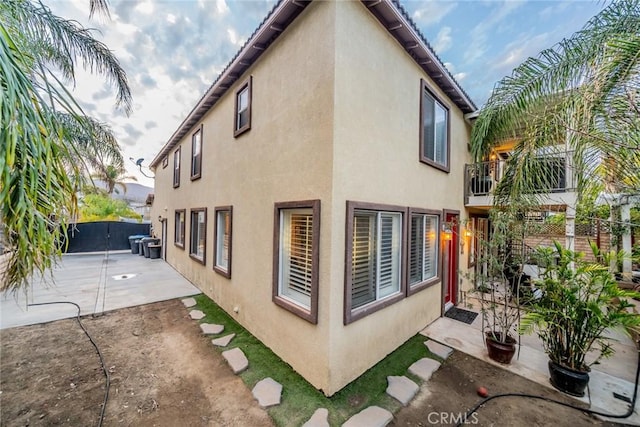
[160,218,168,260]
[441,209,460,315]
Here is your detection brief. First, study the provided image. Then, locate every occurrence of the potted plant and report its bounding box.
[469,209,530,364]
[521,242,640,396]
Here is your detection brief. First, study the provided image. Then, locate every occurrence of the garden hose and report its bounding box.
[455,345,640,427]
[27,301,110,427]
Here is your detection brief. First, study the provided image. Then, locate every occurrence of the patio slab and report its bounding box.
[1,251,199,329]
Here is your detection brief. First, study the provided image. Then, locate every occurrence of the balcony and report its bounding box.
[464,151,577,208]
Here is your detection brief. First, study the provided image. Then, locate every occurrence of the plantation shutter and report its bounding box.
[378,213,399,298]
[286,213,313,296]
[423,216,437,280]
[409,215,424,285]
[351,212,375,308]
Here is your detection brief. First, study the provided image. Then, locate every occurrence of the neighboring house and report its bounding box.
[149,0,477,395]
[463,135,579,254]
[93,180,154,221]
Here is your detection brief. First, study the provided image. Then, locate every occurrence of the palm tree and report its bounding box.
[0,0,132,293]
[471,0,640,205]
[92,164,137,195]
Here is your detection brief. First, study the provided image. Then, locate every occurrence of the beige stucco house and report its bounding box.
[149,0,477,395]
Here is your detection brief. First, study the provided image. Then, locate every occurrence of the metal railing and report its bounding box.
[464,151,576,199]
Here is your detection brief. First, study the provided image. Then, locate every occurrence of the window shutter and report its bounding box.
[409,215,424,284]
[352,213,375,308]
[377,213,396,297]
[285,213,313,297]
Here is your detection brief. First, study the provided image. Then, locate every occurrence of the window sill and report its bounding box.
[273,295,317,324]
[407,277,440,296]
[190,173,201,181]
[234,125,250,138]
[419,157,450,173]
[189,253,205,265]
[174,242,185,249]
[213,265,231,279]
[344,292,404,325]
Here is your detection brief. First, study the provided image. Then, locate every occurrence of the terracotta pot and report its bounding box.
[485,332,516,364]
[548,360,589,397]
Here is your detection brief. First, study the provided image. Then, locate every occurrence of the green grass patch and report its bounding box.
[194,294,436,426]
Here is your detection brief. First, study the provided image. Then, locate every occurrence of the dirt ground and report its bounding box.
[0,299,272,427]
[393,351,624,427]
[0,299,629,427]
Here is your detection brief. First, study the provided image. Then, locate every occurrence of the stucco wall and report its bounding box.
[151,1,336,392]
[151,0,474,396]
[325,0,473,393]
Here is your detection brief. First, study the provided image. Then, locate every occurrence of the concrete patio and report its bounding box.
[422,299,640,425]
[1,251,199,329]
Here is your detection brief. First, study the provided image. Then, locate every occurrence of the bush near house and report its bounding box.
[79,194,141,222]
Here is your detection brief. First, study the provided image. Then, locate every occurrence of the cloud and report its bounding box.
[144,121,157,130]
[412,2,458,27]
[433,27,452,53]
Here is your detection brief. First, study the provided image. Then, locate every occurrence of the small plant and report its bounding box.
[521,242,640,372]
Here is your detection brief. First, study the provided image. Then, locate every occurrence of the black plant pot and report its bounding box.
[485,332,516,364]
[548,360,589,397]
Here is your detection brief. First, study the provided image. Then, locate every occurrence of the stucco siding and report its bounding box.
[325,0,472,393]
[152,0,336,392]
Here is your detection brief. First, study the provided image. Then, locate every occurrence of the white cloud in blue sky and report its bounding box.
[47,0,605,186]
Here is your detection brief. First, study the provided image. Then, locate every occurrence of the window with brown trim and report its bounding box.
[189,208,206,264]
[174,209,185,248]
[173,147,181,188]
[344,201,406,324]
[407,208,441,295]
[467,217,477,268]
[191,125,202,180]
[213,206,232,278]
[272,200,320,324]
[420,80,450,172]
[234,76,252,137]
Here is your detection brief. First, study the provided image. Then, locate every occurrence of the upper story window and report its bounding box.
[191,126,202,180]
[173,147,181,188]
[213,206,232,278]
[345,201,405,324]
[273,200,320,324]
[189,208,207,264]
[234,76,252,137]
[408,209,440,294]
[420,80,450,172]
[174,209,185,248]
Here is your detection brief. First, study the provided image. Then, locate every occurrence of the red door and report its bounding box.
[443,211,459,310]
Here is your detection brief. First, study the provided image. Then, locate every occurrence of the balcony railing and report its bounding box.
[464,151,576,200]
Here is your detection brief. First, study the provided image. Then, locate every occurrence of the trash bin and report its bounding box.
[138,240,145,256]
[141,237,161,258]
[148,244,161,259]
[128,234,148,254]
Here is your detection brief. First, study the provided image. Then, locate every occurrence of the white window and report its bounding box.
[189,208,206,263]
[174,210,185,247]
[420,82,449,171]
[273,200,320,324]
[409,212,439,287]
[214,207,232,277]
[191,127,202,179]
[279,209,314,307]
[234,76,252,136]
[351,210,402,309]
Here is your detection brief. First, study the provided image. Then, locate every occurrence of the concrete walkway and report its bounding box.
[1,251,199,329]
[422,301,640,425]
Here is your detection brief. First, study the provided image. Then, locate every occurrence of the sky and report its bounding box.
[47,0,606,187]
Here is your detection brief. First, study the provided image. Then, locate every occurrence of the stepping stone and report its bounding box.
[252,377,282,408]
[386,376,419,406]
[408,358,441,381]
[222,348,248,374]
[425,340,453,360]
[212,333,235,347]
[342,406,392,427]
[302,408,329,427]
[189,309,205,320]
[200,323,224,334]
[181,297,197,308]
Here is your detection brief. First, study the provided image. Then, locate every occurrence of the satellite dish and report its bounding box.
[135,158,144,166]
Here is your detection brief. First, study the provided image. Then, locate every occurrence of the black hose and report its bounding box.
[28,301,110,427]
[456,347,640,427]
